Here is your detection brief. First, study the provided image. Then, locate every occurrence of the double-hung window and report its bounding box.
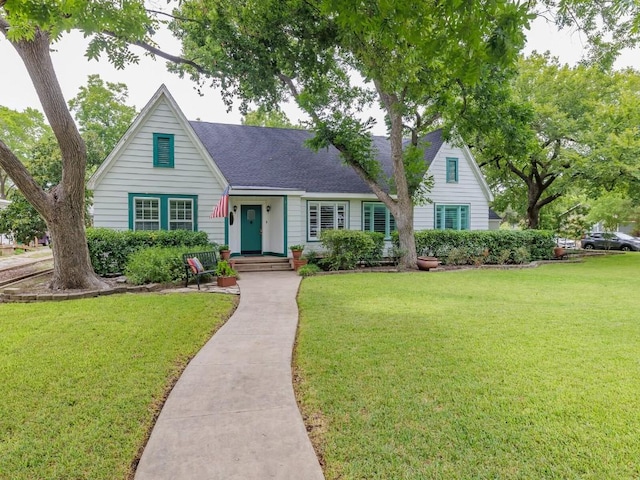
[308,201,347,241]
[446,157,458,183]
[169,199,194,230]
[435,205,469,230]
[130,194,197,231]
[363,202,396,239]
[153,133,174,168]
[134,197,160,231]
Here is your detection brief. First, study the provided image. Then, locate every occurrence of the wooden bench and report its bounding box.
[183,251,218,290]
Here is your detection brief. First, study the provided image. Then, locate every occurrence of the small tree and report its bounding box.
[0,192,47,245]
[587,192,634,233]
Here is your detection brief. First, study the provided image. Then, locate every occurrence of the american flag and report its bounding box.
[210,186,230,218]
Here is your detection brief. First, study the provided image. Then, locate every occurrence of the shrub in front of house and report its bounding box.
[87,228,212,276]
[391,229,554,265]
[320,230,384,270]
[298,264,321,277]
[124,245,210,285]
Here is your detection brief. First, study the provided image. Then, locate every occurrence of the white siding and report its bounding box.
[92,97,226,243]
[287,195,303,251]
[414,142,490,231]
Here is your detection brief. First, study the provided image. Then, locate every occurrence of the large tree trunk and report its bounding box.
[381,90,417,270]
[526,202,540,229]
[0,23,106,290]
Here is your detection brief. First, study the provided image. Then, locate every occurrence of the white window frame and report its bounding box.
[133,197,161,231]
[168,198,194,231]
[307,201,348,241]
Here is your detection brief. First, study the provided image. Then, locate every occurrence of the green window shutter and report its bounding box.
[388,210,396,236]
[435,205,443,229]
[153,133,174,168]
[446,158,458,183]
[460,206,469,230]
[363,203,372,231]
[373,204,387,234]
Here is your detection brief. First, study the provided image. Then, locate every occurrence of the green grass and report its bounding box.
[296,254,640,479]
[0,293,236,480]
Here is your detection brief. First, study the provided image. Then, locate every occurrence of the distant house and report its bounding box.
[488,208,502,230]
[88,85,495,257]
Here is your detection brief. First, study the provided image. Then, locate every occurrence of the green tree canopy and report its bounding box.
[0,106,49,198]
[242,106,300,129]
[462,53,640,229]
[167,0,532,267]
[68,74,137,173]
[541,0,640,67]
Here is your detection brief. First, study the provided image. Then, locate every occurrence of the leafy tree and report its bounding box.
[0,106,48,198]
[0,192,47,245]
[27,131,62,188]
[541,0,640,67]
[577,69,640,201]
[242,106,300,129]
[164,0,531,268]
[68,74,137,174]
[586,191,635,233]
[0,1,152,290]
[463,53,640,229]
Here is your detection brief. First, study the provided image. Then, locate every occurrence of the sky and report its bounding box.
[1,15,639,136]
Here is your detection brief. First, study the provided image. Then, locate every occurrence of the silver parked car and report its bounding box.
[581,232,640,251]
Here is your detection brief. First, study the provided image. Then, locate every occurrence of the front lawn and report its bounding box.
[296,254,640,479]
[0,293,236,480]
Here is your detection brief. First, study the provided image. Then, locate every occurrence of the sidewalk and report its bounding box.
[135,271,325,480]
[0,247,52,271]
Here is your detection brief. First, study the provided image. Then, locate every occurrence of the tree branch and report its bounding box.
[0,140,49,215]
[103,31,216,76]
[537,191,562,209]
[506,160,529,184]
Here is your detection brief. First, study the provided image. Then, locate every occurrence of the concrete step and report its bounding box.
[235,263,293,272]
[231,257,293,272]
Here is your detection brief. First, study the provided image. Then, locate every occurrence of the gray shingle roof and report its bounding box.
[189,122,444,194]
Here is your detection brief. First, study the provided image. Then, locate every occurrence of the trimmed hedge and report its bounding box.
[320,230,385,270]
[87,228,212,276]
[124,245,211,285]
[392,229,555,265]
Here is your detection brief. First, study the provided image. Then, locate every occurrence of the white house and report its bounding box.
[88,85,495,258]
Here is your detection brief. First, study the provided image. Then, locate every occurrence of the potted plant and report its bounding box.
[214,260,238,287]
[416,248,439,271]
[290,244,304,260]
[218,244,230,261]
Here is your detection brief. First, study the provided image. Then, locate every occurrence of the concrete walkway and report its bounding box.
[135,271,325,480]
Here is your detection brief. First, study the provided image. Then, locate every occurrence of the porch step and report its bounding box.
[231,256,293,272]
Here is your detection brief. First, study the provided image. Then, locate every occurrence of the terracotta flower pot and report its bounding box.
[217,276,237,287]
[553,246,565,259]
[416,256,439,271]
[293,259,308,271]
[291,249,303,260]
[220,250,230,261]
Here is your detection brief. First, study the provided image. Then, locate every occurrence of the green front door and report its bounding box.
[241,205,262,254]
